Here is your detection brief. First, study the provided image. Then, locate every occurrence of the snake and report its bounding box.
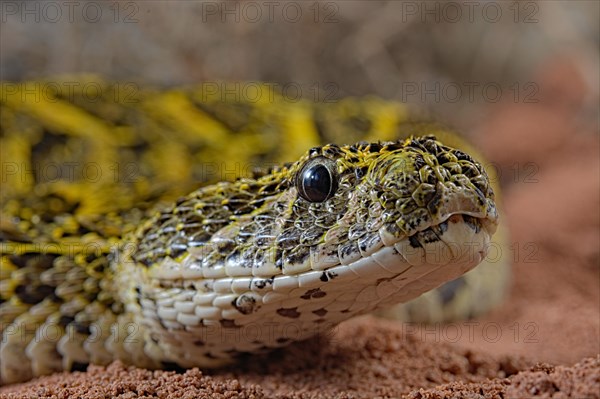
[0,77,508,384]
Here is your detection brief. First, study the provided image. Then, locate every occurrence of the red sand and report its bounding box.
[1,64,598,398]
[0,324,597,398]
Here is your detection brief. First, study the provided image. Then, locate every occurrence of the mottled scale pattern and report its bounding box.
[0,77,508,384]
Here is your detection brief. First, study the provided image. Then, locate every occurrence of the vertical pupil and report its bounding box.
[303,164,331,202]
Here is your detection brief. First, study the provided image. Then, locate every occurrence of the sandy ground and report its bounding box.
[1,62,599,398]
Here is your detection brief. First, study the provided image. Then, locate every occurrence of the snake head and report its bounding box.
[125,135,499,367]
[289,135,498,267]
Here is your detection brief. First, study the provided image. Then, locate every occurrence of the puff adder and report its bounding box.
[0,78,509,384]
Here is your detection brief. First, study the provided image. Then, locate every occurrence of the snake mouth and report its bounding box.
[337,209,497,274]
[398,212,496,267]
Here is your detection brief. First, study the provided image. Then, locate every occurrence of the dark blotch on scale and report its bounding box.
[15,283,56,305]
[58,315,75,328]
[323,144,343,157]
[8,253,55,269]
[423,139,440,155]
[233,294,258,315]
[355,165,369,180]
[437,151,455,164]
[300,288,327,300]
[313,308,328,317]
[408,234,423,249]
[454,150,474,162]
[414,154,426,170]
[339,241,359,258]
[253,277,274,290]
[284,247,310,267]
[74,322,91,335]
[367,142,383,153]
[386,141,405,151]
[277,307,301,318]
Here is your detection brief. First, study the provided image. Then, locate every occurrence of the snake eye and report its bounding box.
[296,157,338,203]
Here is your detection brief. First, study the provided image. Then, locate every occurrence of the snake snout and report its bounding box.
[366,137,499,277]
[367,139,498,237]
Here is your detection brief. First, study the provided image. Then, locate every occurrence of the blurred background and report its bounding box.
[1,1,598,129]
[1,1,599,364]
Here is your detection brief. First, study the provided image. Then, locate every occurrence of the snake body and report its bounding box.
[0,78,507,384]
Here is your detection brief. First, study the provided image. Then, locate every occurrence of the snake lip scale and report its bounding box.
[0,80,501,384]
